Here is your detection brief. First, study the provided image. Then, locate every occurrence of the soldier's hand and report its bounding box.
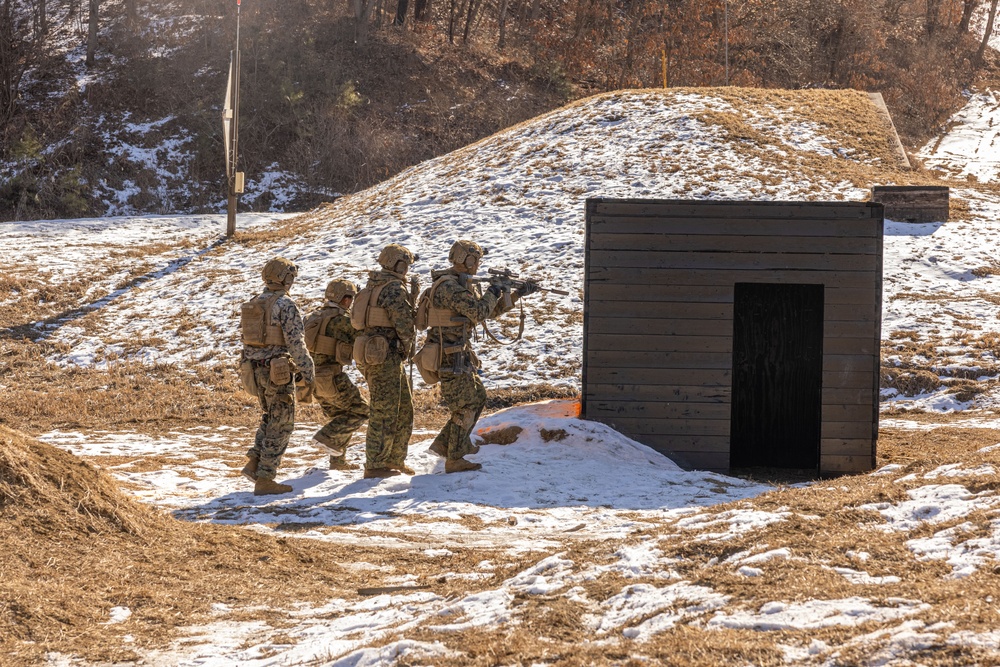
[518,280,542,296]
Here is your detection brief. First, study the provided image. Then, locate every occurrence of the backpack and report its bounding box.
[415,274,460,330]
[350,282,393,330]
[304,306,354,366]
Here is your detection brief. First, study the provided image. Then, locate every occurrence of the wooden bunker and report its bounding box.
[870,186,948,223]
[582,199,884,476]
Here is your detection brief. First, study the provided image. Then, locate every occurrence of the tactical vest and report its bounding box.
[304,306,354,365]
[350,281,396,330]
[415,274,462,330]
[240,293,286,347]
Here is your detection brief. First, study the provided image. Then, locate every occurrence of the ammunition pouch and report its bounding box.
[353,334,389,366]
[295,374,313,403]
[269,356,292,386]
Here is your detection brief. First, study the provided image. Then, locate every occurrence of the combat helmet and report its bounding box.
[325,278,358,304]
[377,243,416,273]
[449,239,486,270]
[262,257,298,291]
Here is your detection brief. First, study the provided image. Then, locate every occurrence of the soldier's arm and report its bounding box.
[382,283,416,346]
[276,298,315,382]
[439,280,499,324]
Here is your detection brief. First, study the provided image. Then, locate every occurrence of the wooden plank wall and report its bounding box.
[870,186,948,223]
[583,199,884,475]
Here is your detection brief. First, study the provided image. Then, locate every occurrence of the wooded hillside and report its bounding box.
[0,0,995,221]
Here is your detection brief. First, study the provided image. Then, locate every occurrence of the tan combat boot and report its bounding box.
[254,477,293,495]
[445,458,482,473]
[241,454,259,482]
[388,463,415,475]
[364,468,401,479]
[329,455,358,471]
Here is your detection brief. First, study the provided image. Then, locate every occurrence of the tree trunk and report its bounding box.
[959,0,979,33]
[462,0,477,42]
[448,0,457,42]
[977,0,999,63]
[86,0,98,67]
[39,0,47,35]
[125,0,137,27]
[925,0,941,36]
[498,0,509,49]
[414,0,429,21]
[353,0,371,44]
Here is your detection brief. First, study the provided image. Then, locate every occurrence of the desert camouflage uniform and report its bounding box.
[425,269,518,460]
[309,305,368,454]
[242,289,315,481]
[358,269,415,469]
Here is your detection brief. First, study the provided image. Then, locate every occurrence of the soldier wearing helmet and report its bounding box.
[238,256,316,495]
[303,278,368,472]
[421,239,539,473]
[353,243,418,479]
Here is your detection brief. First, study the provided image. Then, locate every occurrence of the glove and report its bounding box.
[487,284,503,299]
[518,280,542,296]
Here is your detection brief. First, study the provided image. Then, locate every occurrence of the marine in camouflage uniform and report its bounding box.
[239,257,316,495]
[306,279,368,471]
[356,244,417,479]
[424,240,539,473]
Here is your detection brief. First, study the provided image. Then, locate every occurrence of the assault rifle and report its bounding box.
[473,268,569,309]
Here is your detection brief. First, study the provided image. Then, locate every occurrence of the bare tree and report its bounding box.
[0,0,40,123]
[353,0,374,44]
[977,0,999,63]
[959,0,979,33]
[85,0,98,67]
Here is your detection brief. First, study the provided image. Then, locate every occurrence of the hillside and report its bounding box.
[7,85,1000,664]
[2,0,994,222]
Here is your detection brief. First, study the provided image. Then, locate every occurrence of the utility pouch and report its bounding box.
[414,342,442,385]
[269,356,292,385]
[336,341,354,367]
[238,359,258,397]
[353,334,389,366]
[313,364,342,399]
[295,374,313,403]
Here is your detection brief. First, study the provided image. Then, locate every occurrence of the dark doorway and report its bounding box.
[730,283,824,471]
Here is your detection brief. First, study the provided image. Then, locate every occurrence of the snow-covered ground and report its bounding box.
[12,88,1000,664]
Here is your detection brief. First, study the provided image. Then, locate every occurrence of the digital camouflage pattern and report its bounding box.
[243,288,315,481]
[310,305,368,452]
[425,268,518,460]
[358,269,415,469]
[241,290,316,384]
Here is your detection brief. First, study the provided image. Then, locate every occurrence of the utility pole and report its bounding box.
[223,0,244,237]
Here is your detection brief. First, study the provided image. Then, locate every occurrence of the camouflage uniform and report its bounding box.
[309,305,368,457]
[242,289,315,481]
[358,269,415,470]
[425,268,518,460]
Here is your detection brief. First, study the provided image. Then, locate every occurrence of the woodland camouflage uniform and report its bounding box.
[241,262,315,486]
[308,300,368,468]
[426,263,520,463]
[358,266,416,473]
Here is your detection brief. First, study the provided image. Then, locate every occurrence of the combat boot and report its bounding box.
[445,457,482,473]
[254,477,293,495]
[427,441,447,457]
[329,455,358,471]
[364,467,401,479]
[241,453,259,482]
[388,463,415,475]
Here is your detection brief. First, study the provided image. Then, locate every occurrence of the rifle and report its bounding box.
[471,268,569,309]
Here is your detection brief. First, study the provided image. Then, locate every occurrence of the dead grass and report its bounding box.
[479,425,523,445]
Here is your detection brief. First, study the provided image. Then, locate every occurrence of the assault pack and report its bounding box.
[240,293,285,347]
[350,282,394,330]
[303,306,354,366]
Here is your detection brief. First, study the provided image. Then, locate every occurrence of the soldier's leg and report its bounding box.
[437,369,487,460]
[255,367,296,481]
[388,359,414,468]
[314,373,369,455]
[363,360,398,470]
